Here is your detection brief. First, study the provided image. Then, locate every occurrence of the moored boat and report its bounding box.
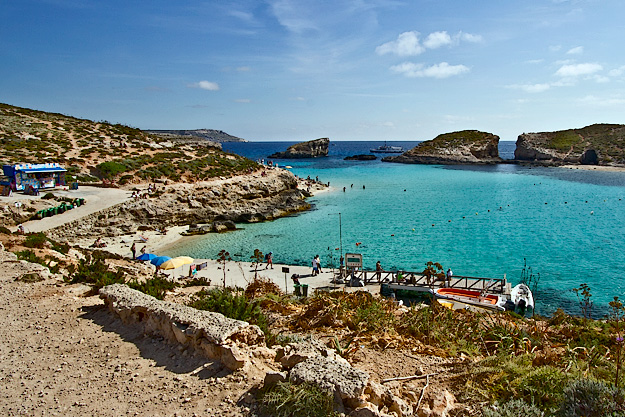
[434,288,506,312]
[509,283,534,313]
[370,142,404,153]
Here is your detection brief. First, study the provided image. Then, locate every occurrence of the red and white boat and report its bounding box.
[434,288,506,312]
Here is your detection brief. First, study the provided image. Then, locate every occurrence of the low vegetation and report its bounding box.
[0,102,259,184]
[258,381,339,417]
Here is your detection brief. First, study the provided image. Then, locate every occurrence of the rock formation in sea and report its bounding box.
[268,138,329,159]
[344,154,377,161]
[382,130,501,164]
[514,124,625,166]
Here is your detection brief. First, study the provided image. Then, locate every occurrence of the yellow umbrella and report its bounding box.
[159,256,193,270]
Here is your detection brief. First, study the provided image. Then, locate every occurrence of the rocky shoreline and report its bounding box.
[45,168,321,243]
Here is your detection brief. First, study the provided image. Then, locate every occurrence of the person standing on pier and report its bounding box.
[446,268,453,287]
[376,261,383,280]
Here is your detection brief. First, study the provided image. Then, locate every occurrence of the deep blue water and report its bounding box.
[164,141,625,316]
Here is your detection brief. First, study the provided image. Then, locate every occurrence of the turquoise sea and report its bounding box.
[163,141,625,316]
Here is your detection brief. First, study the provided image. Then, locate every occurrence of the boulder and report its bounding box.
[269,138,329,158]
[289,356,369,405]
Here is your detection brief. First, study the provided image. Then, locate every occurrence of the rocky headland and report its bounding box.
[45,169,314,242]
[268,138,329,159]
[145,129,247,143]
[383,130,501,164]
[514,123,625,166]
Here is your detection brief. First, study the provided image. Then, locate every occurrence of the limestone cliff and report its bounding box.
[514,124,625,165]
[269,138,329,159]
[383,130,501,164]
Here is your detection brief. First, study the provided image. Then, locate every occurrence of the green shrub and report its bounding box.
[258,381,339,417]
[23,232,48,249]
[483,399,544,417]
[97,161,127,179]
[66,253,125,294]
[183,276,212,287]
[127,276,178,300]
[557,379,625,416]
[42,192,55,200]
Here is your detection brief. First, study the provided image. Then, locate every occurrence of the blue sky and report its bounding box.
[2,0,625,141]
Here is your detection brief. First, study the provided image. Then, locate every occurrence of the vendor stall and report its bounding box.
[2,163,67,192]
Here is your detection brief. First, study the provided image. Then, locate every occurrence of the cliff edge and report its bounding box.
[269,138,329,159]
[383,130,501,164]
[514,124,625,166]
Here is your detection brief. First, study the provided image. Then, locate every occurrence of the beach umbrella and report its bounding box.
[159,256,193,270]
[137,253,157,261]
[150,256,172,267]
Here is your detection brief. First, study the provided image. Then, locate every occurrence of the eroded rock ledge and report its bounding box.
[99,284,266,370]
[383,130,501,165]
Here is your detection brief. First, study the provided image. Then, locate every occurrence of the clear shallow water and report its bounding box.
[164,141,625,316]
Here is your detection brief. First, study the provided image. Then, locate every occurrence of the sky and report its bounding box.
[2,0,625,142]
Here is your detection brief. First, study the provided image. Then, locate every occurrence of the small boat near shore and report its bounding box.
[434,288,507,312]
[370,142,404,153]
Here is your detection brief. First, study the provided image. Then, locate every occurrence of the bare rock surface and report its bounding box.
[100,284,265,370]
[384,130,501,165]
[269,137,330,158]
[289,355,370,403]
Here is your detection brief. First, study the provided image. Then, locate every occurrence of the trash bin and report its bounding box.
[302,284,309,297]
[294,285,301,296]
[58,205,65,214]
[52,207,59,215]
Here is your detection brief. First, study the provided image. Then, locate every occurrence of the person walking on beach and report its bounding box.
[140,245,146,255]
[311,256,319,276]
[265,252,273,269]
[315,255,323,274]
[131,243,136,260]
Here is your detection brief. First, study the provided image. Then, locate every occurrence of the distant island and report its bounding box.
[382,124,625,168]
[145,129,247,143]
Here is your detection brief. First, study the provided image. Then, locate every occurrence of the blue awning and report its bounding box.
[19,167,66,173]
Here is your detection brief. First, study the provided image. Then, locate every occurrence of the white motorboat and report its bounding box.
[370,142,404,153]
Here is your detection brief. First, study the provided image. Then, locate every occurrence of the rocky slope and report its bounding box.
[0,103,253,184]
[514,124,625,165]
[269,138,329,159]
[383,130,501,164]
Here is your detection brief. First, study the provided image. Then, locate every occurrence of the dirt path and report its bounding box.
[0,260,262,416]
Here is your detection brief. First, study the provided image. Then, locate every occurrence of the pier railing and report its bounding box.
[337,268,507,294]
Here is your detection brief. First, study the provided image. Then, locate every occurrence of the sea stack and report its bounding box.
[269,138,329,158]
[383,130,501,164]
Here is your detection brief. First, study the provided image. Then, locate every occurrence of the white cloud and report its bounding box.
[390,62,469,78]
[188,80,220,91]
[566,46,584,55]
[376,31,425,56]
[458,32,483,43]
[507,83,551,93]
[234,98,251,103]
[577,95,625,106]
[423,31,452,49]
[377,30,482,56]
[382,121,395,128]
[236,66,251,72]
[609,65,625,77]
[555,63,603,77]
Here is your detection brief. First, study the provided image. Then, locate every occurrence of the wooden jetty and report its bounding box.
[336,268,511,296]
